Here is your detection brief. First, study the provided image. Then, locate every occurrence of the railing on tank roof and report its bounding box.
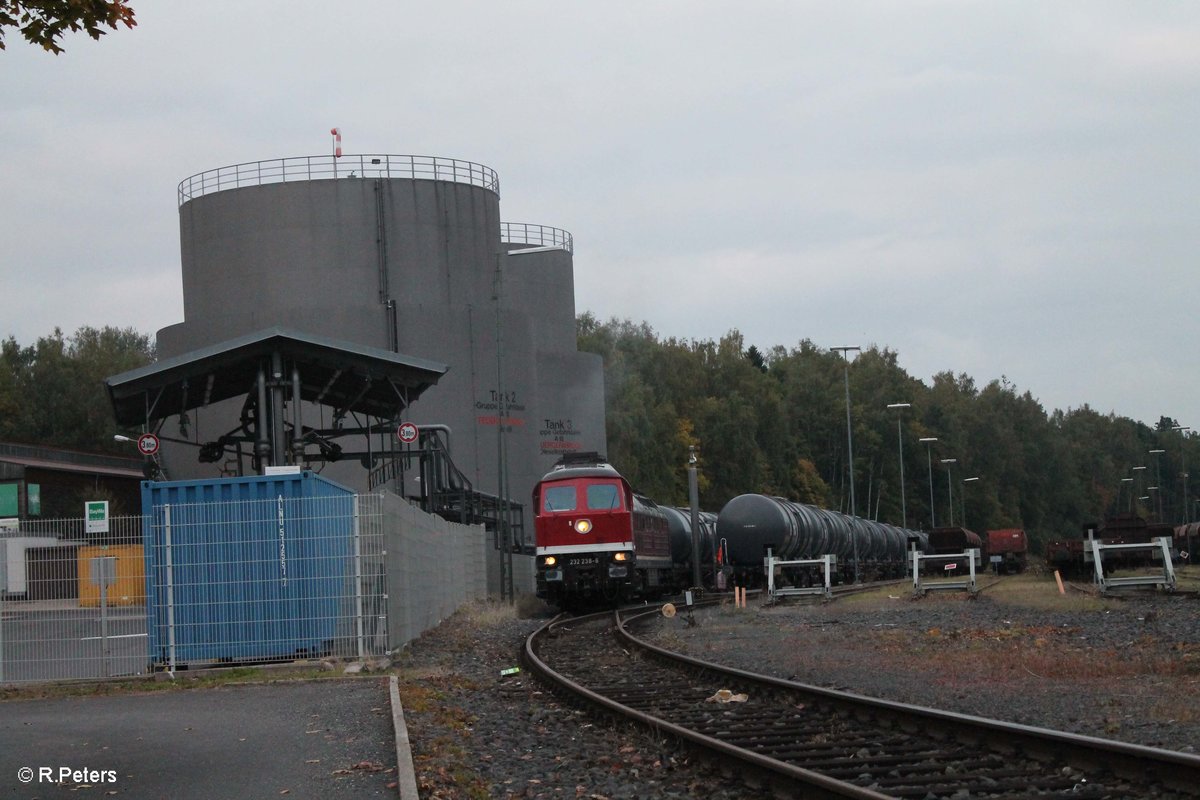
[500,222,574,255]
[177,154,500,206]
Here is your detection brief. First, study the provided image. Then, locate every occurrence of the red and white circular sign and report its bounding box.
[397,422,419,444]
[137,433,160,456]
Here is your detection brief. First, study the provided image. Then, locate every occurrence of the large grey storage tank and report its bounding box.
[155,154,607,535]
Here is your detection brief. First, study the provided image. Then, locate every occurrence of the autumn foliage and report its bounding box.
[0,0,137,53]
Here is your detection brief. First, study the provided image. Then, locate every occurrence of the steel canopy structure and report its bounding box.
[105,327,447,474]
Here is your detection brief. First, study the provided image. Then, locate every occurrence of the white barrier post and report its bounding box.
[353,494,365,660]
[0,563,6,683]
[164,505,176,676]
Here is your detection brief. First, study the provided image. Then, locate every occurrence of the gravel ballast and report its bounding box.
[392,579,1200,798]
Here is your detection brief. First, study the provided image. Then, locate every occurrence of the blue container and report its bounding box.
[141,472,355,668]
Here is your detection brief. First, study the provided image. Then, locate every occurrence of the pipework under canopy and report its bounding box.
[105,327,447,472]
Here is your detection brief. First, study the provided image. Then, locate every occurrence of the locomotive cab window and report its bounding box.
[587,483,622,510]
[543,486,577,512]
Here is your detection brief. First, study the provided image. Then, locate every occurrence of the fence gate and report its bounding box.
[1,494,387,684]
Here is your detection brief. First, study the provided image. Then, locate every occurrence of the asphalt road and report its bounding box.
[0,678,398,798]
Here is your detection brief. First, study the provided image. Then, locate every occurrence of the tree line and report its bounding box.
[1,326,155,453]
[4,320,1196,554]
[577,313,1198,554]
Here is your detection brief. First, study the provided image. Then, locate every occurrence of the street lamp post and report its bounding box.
[886,403,911,528]
[961,476,979,529]
[1173,425,1191,526]
[1149,449,1166,520]
[687,446,702,589]
[919,437,938,528]
[940,458,957,526]
[1175,425,1194,562]
[831,346,861,583]
[1131,466,1147,515]
[495,244,565,603]
[1118,477,1133,515]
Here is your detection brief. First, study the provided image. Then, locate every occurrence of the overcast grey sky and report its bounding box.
[2,2,1196,429]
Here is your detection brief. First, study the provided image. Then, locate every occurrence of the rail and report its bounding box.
[500,222,574,255]
[525,605,1200,799]
[178,154,500,206]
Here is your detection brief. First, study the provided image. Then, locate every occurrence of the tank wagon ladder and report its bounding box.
[764,548,836,601]
[1090,536,1177,594]
[911,548,980,596]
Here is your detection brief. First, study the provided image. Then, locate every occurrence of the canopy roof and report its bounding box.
[106,327,448,426]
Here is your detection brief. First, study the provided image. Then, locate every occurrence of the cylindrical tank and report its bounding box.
[177,157,503,332]
[153,154,609,531]
[929,527,983,554]
[716,494,803,564]
[661,506,715,565]
[718,493,931,567]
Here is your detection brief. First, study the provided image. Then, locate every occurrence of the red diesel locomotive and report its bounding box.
[532,454,674,608]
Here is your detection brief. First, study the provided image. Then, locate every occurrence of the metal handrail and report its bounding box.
[500,222,574,255]
[178,154,500,206]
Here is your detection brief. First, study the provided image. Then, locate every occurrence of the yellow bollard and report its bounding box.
[1054,569,1066,595]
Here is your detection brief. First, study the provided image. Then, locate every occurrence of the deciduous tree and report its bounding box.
[0,0,136,53]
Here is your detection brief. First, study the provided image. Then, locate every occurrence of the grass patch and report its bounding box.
[454,595,551,627]
[413,739,491,799]
[871,616,1200,683]
[0,664,347,702]
[984,572,1113,612]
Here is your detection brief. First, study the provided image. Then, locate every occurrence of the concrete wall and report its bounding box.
[383,492,487,651]
[381,491,537,652]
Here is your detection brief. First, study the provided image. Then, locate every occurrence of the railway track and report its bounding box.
[524,605,1200,799]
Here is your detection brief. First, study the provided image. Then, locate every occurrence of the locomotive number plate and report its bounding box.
[567,556,600,566]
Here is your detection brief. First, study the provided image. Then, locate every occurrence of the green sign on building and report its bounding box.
[0,483,17,517]
[27,483,40,516]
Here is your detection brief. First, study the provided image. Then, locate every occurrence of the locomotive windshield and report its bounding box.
[541,481,624,512]
[587,483,622,510]
[543,485,577,511]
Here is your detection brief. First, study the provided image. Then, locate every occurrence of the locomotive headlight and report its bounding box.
[542,556,557,567]
[613,551,629,562]
[574,519,592,534]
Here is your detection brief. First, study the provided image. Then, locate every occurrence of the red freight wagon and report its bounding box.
[986,528,1028,574]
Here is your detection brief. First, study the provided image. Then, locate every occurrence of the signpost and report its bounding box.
[90,556,119,677]
[0,561,6,683]
[137,433,160,456]
[85,501,109,535]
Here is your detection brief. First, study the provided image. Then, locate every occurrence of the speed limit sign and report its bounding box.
[397,422,419,444]
[137,433,160,456]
